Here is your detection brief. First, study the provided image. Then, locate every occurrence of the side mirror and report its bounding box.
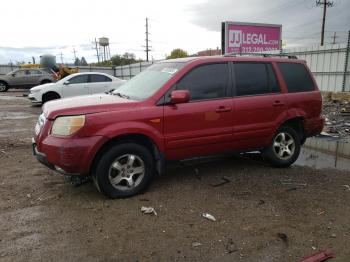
[11,73,16,77]
[170,90,190,104]
[63,80,70,85]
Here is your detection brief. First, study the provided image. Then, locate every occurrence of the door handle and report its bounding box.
[272,101,285,107]
[216,106,232,113]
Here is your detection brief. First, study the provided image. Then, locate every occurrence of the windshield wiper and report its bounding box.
[113,92,130,99]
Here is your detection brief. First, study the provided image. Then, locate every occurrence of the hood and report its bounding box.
[43,93,138,120]
[31,83,55,91]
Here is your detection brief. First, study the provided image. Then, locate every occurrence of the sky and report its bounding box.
[0,0,349,64]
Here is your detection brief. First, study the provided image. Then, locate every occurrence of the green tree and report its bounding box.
[74,58,81,66]
[80,57,88,66]
[167,49,188,59]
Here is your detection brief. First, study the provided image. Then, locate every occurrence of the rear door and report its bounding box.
[62,74,90,98]
[163,62,234,159]
[232,62,287,150]
[88,74,113,94]
[27,69,43,86]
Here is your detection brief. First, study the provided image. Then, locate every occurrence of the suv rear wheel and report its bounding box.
[93,143,155,198]
[0,81,8,92]
[263,126,301,168]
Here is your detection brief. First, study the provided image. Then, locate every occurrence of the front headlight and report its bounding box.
[51,115,85,136]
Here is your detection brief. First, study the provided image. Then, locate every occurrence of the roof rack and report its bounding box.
[223,52,298,59]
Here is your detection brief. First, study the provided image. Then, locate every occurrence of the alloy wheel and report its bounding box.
[273,132,295,160]
[108,154,145,191]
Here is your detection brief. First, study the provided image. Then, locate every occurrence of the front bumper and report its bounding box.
[33,135,107,176]
[32,138,79,176]
[28,93,41,104]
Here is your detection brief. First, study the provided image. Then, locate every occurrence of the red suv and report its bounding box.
[33,55,324,198]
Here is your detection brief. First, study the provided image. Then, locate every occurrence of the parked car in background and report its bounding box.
[0,68,56,92]
[28,72,125,104]
[33,55,324,198]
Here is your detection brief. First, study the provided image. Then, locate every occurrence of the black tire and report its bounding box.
[40,79,52,85]
[42,92,60,103]
[93,143,155,199]
[0,81,8,92]
[262,126,301,168]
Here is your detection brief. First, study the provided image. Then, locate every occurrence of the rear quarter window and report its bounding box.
[278,63,315,93]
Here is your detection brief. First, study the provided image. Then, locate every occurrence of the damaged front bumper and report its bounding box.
[32,138,79,176]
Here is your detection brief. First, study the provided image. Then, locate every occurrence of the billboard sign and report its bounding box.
[221,22,282,54]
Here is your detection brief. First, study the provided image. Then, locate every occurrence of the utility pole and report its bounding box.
[144,17,151,62]
[331,32,338,44]
[316,0,334,46]
[58,52,64,64]
[72,48,77,62]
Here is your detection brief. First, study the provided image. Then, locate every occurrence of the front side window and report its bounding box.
[14,70,26,76]
[69,75,89,84]
[176,63,229,101]
[278,63,315,93]
[90,74,112,83]
[234,63,279,96]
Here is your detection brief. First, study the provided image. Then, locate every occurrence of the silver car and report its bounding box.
[0,68,56,92]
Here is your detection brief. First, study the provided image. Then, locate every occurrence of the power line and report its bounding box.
[316,0,334,46]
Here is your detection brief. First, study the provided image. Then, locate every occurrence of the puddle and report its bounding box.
[0,111,37,120]
[295,137,350,171]
[0,96,26,101]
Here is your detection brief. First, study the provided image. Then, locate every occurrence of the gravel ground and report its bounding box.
[0,91,350,262]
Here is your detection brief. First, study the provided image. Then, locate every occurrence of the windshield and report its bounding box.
[6,69,18,75]
[112,62,185,100]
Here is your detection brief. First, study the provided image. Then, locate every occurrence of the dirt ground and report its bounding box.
[0,91,350,262]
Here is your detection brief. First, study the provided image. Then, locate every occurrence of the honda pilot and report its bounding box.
[32,55,324,198]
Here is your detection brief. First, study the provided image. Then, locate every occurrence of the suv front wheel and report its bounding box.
[93,143,155,198]
[263,126,301,168]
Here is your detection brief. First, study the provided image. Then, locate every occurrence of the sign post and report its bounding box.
[221,22,282,54]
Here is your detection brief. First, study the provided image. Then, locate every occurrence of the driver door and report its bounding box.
[62,74,90,98]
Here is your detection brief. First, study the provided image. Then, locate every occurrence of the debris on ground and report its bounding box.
[322,100,350,138]
[280,179,307,186]
[298,249,335,262]
[277,233,288,245]
[210,176,231,187]
[141,206,157,216]
[257,199,265,206]
[194,168,201,180]
[191,242,203,248]
[225,238,238,254]
[342,185,350,191]
[202,213,216,222]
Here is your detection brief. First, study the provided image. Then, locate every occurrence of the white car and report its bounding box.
[28,72,125,104]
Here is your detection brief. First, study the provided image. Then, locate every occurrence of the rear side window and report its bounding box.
[90,74,112,83]
[278,63,314,92]
[234,63,279,96]
[176,63,229,101]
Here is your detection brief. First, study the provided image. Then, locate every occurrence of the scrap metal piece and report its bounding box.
[298,250,335,262]
[141,206,157,216]
[211,176,231,187]
[202,213,216,222]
